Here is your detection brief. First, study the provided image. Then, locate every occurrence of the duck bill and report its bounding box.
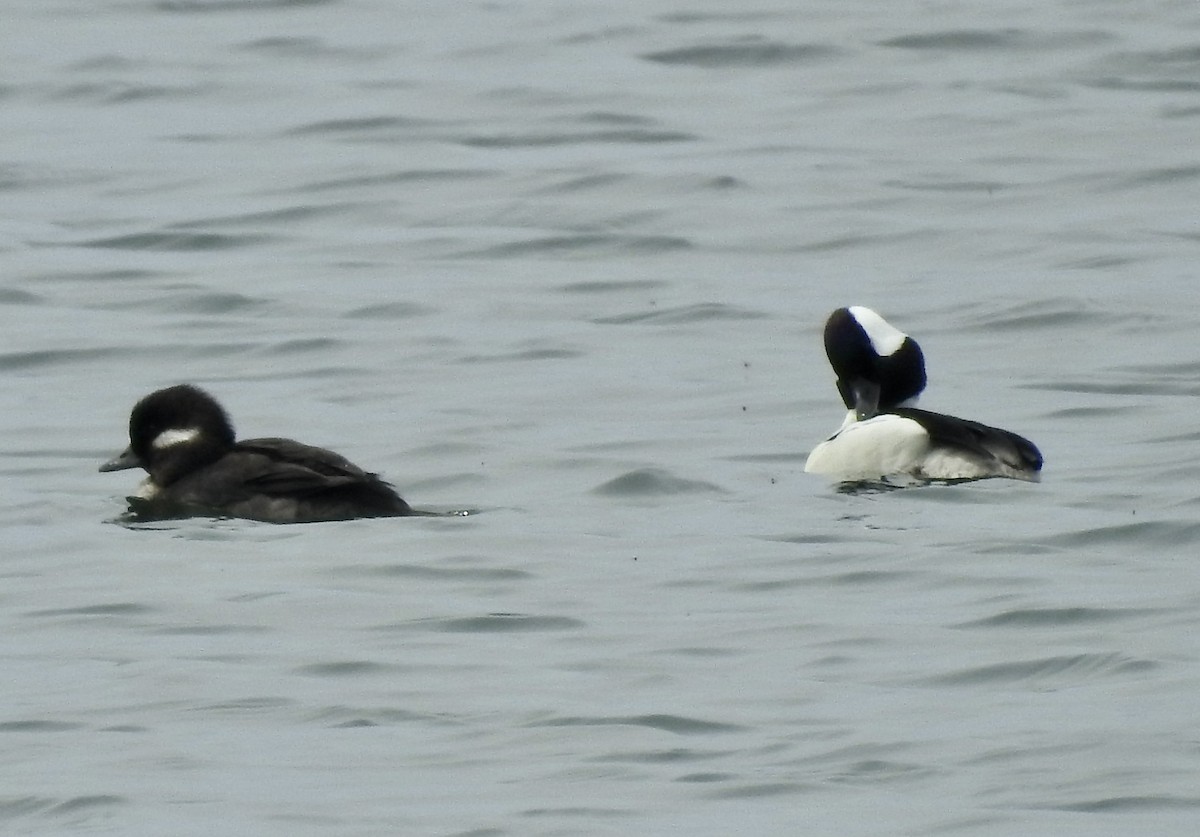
[100,446,142,472]
[842,377,881,421]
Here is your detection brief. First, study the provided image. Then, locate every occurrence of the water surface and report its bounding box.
[3,0,1200,834]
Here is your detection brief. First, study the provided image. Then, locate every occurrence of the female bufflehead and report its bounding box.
[804,306,1043,483]
[100,384,412,523]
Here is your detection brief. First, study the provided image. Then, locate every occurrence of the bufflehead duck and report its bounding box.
[804,306,1043,483]
[100,384,412,522]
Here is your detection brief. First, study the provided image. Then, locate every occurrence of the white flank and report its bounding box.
[918,448,999,481]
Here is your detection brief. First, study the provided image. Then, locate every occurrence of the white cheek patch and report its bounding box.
[848,306,907,357]
[151,427,201,450]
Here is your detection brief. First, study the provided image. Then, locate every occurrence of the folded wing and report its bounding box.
[891,408,1042,477]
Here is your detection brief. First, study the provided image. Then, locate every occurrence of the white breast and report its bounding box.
[805,412,930,481]
[132,477,161,500]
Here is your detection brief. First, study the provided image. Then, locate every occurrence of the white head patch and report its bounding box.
[848,306,907,357]
[151,427,201,450]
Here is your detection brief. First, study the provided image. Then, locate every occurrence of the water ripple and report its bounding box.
[0,720,84,732]
[380,614,584,633]
[643,40,840,68]
[1053,795,1200,813]
[456,347,584,364]
[705,782,810,799]
[236,37,385,61]
[285,115,433,136]
[193,697,294,713]
[1083,45,1200,92]
[957,607,1155,628]
[0,795,127,821]
[920,653,1156,687]
[0,348,126,372]
[76,231,270,251]
[49,82,212,104]
[343,302,436,320]
[881,29,1110,52]
[1047,520,1200,548]
[27,603,154,618]
[885,178,1007,194]
[958,298,1124,331]
[0,289,41,304]
[156,624,269,636]
[592,468,724,497]
[469,234,691,258]
[559,279,668,294]
[1109,165,1200,190]
[158,0,336,13]
[294,661,389,677]
[590,746,732,764]
[167,292,267,315]
[1029,378,1200,397]
[1087,76,1200,93]
[462,129,695,148]
[310,706,437,728]
[532,714,743,735]
[593,303,765,325]
[295,168,494,193]
[335,563,531,582]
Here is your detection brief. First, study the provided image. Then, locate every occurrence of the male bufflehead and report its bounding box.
[804,306,1043,483]
[100,384,412,523]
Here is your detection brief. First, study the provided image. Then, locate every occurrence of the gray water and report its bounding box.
[3,0,1200,834]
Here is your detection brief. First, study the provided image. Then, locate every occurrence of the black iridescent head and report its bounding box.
[107,384,236,484]
[823,306,927,419]
[129,383,233,454]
